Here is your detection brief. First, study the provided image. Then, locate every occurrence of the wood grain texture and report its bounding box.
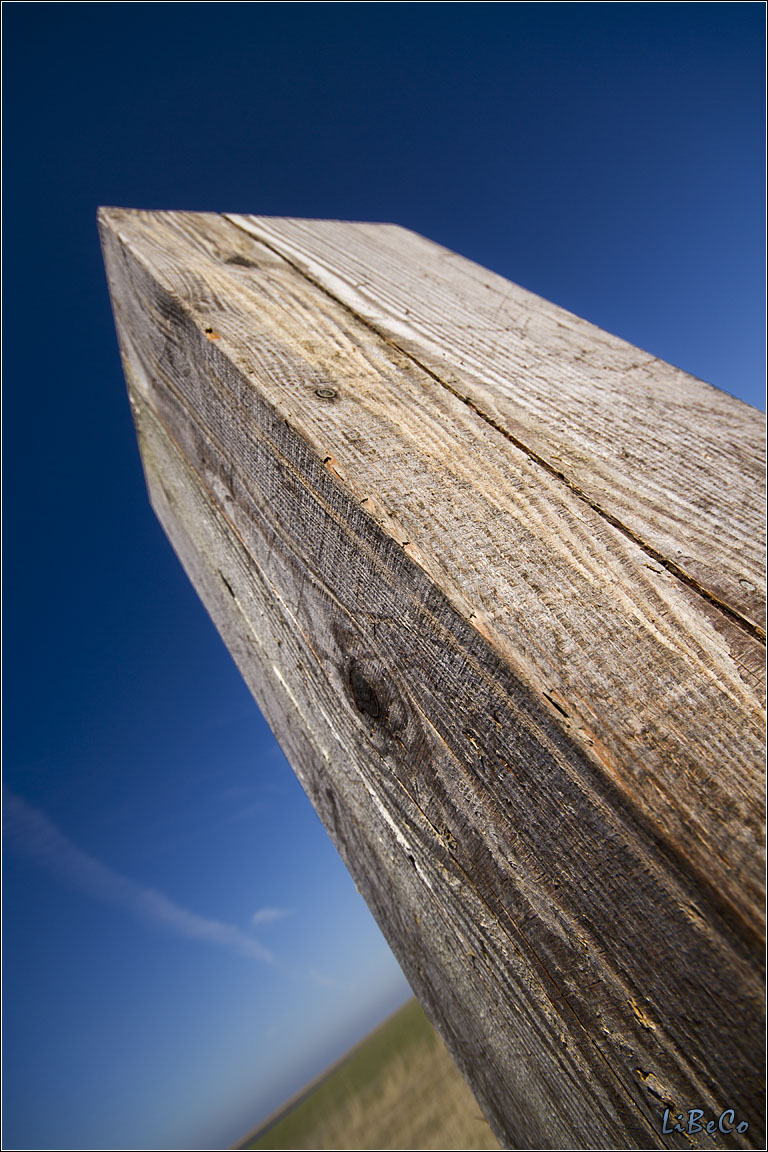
[99,206,765,1150]
[227,213,766,637]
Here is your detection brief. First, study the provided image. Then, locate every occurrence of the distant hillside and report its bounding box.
[237,998,499,1151]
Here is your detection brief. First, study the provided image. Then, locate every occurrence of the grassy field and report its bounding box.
[239,998,500,1150]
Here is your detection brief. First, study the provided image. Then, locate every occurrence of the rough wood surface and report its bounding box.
[228,213,766,637]
[99,207,765,1151]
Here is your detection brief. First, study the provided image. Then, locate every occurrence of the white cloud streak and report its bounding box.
[251,906,293,927]
[3,791,274,963]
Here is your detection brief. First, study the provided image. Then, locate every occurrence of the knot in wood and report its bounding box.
[348,662,382,719]
[224,254,258,268]
[315,386,338,400]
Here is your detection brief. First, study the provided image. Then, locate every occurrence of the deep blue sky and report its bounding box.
[3,3,764,1149]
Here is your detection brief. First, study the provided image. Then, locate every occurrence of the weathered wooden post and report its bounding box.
[100,208,765,1150]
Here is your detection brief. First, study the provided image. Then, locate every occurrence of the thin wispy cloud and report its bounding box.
[3,791,274,963]
[251,906,293,927]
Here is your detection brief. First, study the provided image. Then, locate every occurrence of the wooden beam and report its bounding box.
[99,208,765,1150]
[227,214,766,638]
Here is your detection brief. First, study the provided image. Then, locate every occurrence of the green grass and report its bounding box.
[239,998,499,1151]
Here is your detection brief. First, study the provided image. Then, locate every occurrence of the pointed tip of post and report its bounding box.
[97,205,138,238]
[97,205,149,226]
[97,204,130,222]
[97,207,179,251]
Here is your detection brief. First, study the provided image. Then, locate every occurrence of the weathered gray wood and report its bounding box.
[99,207,765,1151]
[227,213,766,637]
